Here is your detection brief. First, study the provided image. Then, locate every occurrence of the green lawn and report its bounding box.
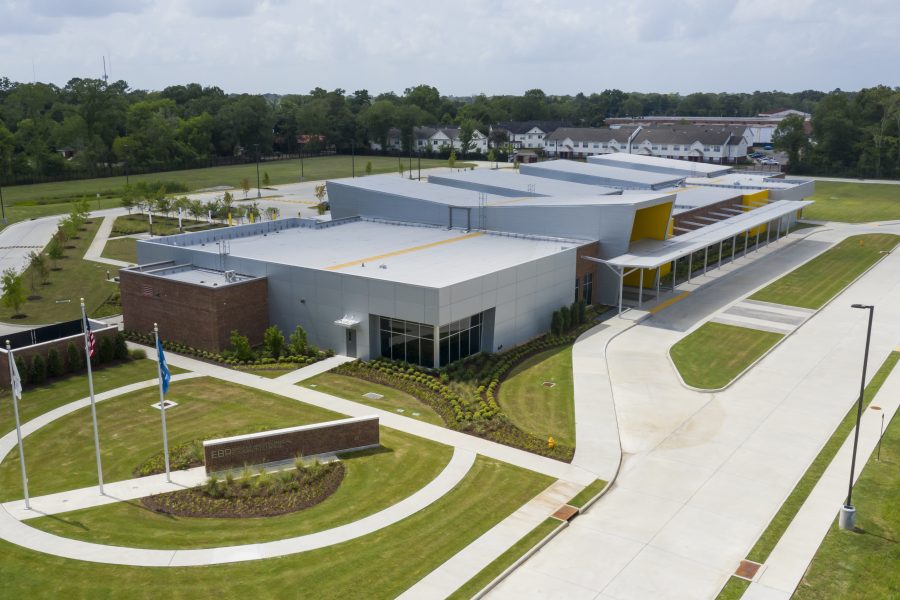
[497,346,576,446]
[715,351,900,600]
[0,456,551,600]
[304,372,444,426]
[0,377,344,501]
[749,234,900,309]
[793,389,900,598]
[30,428,452,549]
[670,322,784,390]
[6,217,119,323]
[2,196,124,229]
[2,156,470,207]
[568,478,609,508]
[0,358,177,436]
[448,518,561,600]
[804,181,900,223]
[101,236,138,264]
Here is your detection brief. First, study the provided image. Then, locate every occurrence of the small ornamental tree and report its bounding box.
[230,330,254,362]
[263,325,285,359]
[1,268,26,316]
[448,150,457,169]
[15,356,28,385]
[263,171,271,187]
[576,299,587,325]
[365,160,372,176]
[487,149,496,168]
[550,310,562,336]
[47,237,65,268]
[289,325,308,355]
[30,354,47,385]
[66,341,83,373]
[114,332,129,360]
[240,178,251,198]
[26,250,45,294]
[98,336,115,364]
[46,347,64,378]
[398,158,405,177]
[559,305,571,332]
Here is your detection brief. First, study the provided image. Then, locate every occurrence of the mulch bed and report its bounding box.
[141,463,345,518]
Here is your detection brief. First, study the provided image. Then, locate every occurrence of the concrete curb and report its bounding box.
[666,228,896,394]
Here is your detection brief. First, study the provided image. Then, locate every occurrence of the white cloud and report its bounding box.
[0,0,897,95]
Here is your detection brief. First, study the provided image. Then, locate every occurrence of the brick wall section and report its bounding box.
[204,417,380,472]
[576,242,601,305]
[0,325,118,387]
[120,269,269,352]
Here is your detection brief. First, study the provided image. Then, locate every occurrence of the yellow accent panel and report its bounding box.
[630,202,673,242]
[650,292,690,314]
[742,190,770,236]
[623,264,670,288]
[325,232,484,271]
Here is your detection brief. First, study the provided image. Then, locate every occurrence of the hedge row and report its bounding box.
[13,332,131,387]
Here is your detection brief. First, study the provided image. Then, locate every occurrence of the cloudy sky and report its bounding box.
[1,0,897,96]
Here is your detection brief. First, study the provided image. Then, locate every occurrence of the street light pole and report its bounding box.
[124,144,129,186]
[351,140,355,178]
[0,182,6,225]
[840,303,874,530]
[254,143,261,198]
[299,143,305,182]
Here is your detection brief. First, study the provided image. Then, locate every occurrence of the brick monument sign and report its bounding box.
[203,416,380,473]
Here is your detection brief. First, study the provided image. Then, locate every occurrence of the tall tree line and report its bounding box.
[0,76,895,180]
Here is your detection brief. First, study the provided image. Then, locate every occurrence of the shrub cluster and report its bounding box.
[12,332,131,388]
[551,299,588,336]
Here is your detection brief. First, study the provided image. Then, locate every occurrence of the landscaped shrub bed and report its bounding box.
[141,460,344,518]
[133,439,205,477]
[122,329,331,370]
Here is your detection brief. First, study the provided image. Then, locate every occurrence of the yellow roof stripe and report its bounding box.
[325,231,484,271]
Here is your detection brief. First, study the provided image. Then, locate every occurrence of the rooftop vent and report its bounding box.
[224,270,237,282]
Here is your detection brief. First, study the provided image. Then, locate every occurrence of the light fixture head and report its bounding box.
[851,303,873,309]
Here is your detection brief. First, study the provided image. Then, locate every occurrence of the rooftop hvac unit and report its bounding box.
[224,270,237,282]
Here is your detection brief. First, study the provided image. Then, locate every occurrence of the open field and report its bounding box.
[497,346,576,446]
[0,457,551,600]
[31,428,452,549]
[304,372,444,426]
[2,156,470,206]
[0,358,176,435]
[670,322,784,390]
[4,217,119,323]
[715,351,899,599]
[804,181,900,223]
[749,234,900,309]
[0,377,344,500]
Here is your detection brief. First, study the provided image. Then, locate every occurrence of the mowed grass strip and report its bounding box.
[793,379,900,599]
[100,236,138,264]
[497,346,576,446]
[304,372,444,426]
[715,351,900,600]
[0,377,343,501]
[447,517,561,600]
[0,359,179,435]
[0,457,551,600]
[568,478,609,508]
[749,234,900,309]
[30,429,452,549]
[670,323,784,390]
[804,181,900,224]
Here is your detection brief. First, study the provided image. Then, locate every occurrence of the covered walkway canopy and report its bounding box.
[590,199,813,313]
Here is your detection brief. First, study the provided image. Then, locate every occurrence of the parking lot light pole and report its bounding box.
[254,143,261,198]
[0,182,6,225]
[840,303,874,530]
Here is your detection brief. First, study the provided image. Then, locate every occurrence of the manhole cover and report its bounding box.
[363,392,384,400]
[151,400,178,410]
[542,381,556,388]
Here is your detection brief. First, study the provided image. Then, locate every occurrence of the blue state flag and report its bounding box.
[156,337,171,395]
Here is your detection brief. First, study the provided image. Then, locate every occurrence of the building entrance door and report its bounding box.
[346,329,356,358]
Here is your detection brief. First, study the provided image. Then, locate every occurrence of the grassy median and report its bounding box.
[804,181,900,224]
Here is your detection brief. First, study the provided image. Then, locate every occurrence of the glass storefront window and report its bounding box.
[378,310,486,368]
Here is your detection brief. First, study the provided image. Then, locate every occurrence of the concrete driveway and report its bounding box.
[489,223,900,599]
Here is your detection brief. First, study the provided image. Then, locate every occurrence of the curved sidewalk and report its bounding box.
[0,447,474,566]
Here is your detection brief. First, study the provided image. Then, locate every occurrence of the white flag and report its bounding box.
[10,353,22,400]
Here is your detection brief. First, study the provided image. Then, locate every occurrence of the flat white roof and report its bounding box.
[427,169,621,197]
[606,200,813,269]
[152,218,584,288]
[587,152,732,177]
[522,160,684,187]
[326,175,507,207]
[641,186,743,213]
[487,192,675,210]
[686,174,802,190]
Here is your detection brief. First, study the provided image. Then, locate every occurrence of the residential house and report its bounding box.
[371,126,487,154]
[543,127,639,158]
[491,121,570,150]
[630,125,750,164]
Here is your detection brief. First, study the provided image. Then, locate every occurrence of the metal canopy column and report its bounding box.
[755,227,761,252]
[703,246,709,275]
[618,266,624,316]
[744,230,749,257]
[717,240,723,269]
[638,269,644,307]
[688,252,693,283]
[766,221,771,246]
[731,234,736,263]
[672,260,677,291]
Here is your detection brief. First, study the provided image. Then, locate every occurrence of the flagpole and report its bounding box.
[81,299,104,495]
[6,341,29,510]
[154,323,171,482]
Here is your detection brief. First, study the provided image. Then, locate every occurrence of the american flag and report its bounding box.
[84,315,95,357]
